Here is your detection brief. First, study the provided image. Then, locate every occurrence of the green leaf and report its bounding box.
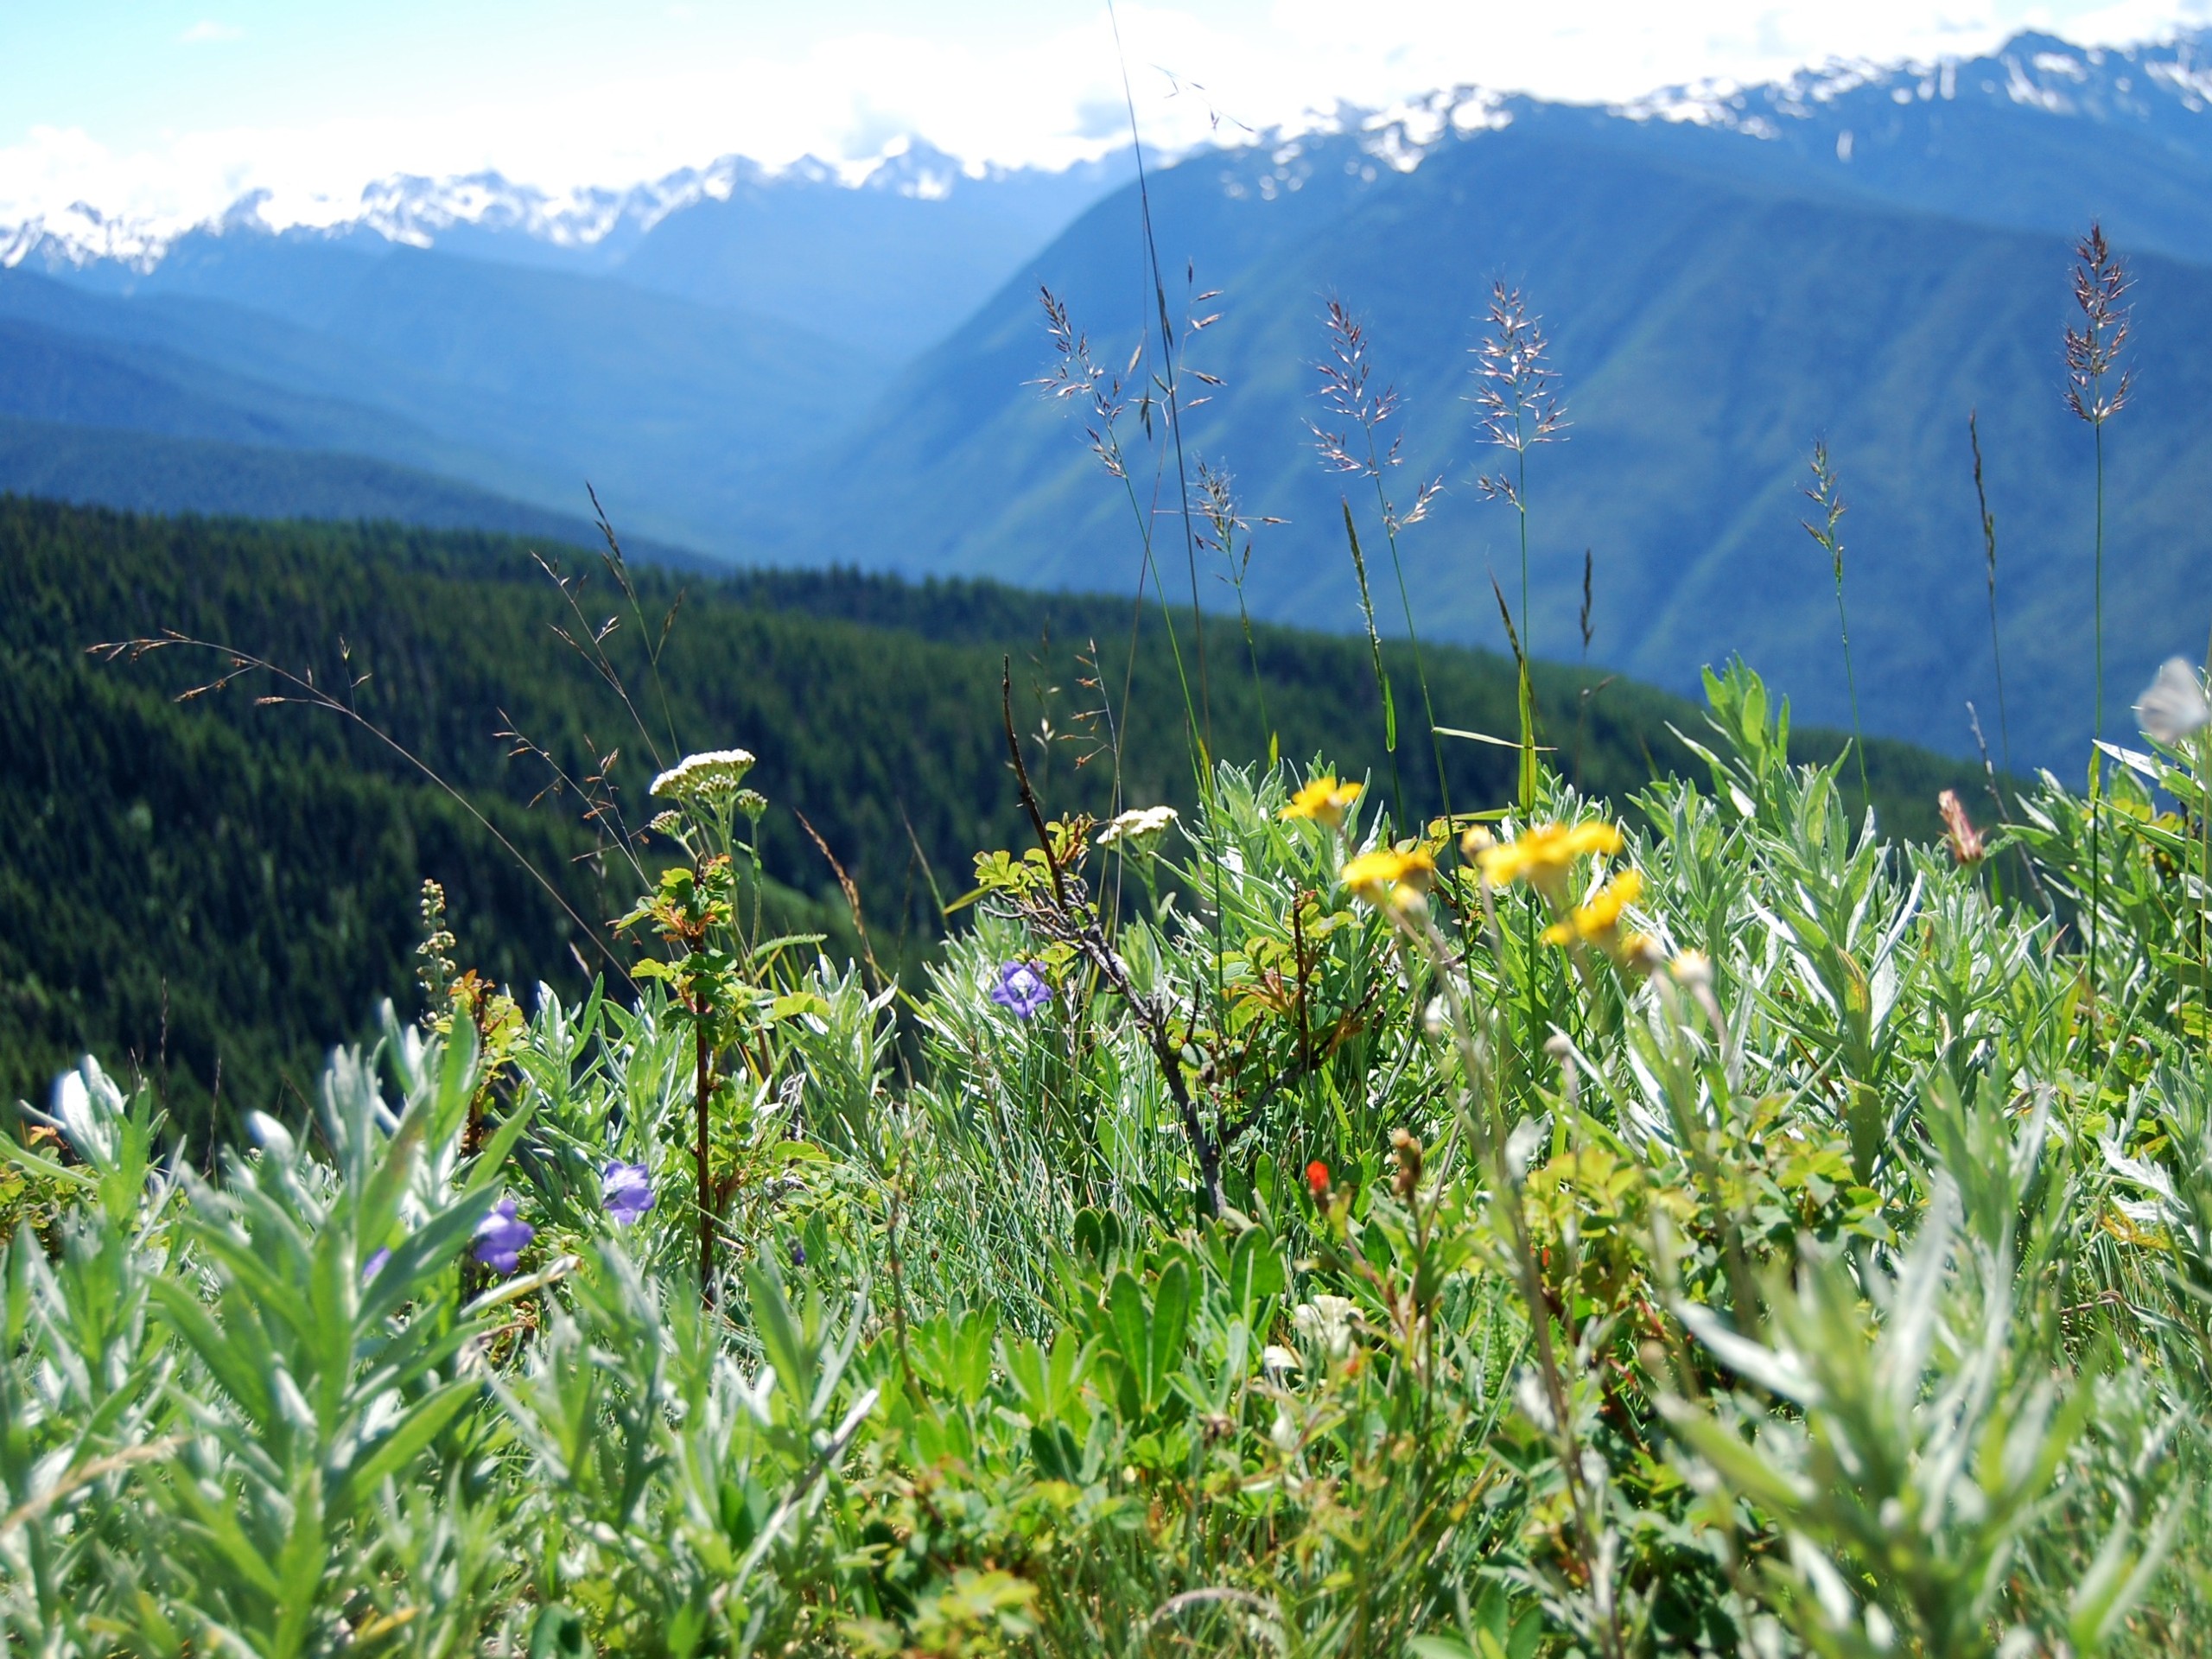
[746,1266,814,1416]
[149,1278,276,1430]
[1227,1228,1284,1320]
[341,1379,479,1511]
[1146,1261,1192,1408]
[1517,661,1537,813]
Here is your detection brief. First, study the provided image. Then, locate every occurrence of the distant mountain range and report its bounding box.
[5,29,2212,763]
[3,138,1136,359]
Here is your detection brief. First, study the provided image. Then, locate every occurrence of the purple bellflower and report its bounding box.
[989,960,1051,1020]
[362,1247,391,1285]
[602,1161,655,1227]
[473,1196,534,1275]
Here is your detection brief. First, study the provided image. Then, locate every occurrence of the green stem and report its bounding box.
[1834,570,1872,812]
[2090,421,2105,1038]
[1342,500,1409,834]
[1518,445,1530,668]
[1368,464,1452,831]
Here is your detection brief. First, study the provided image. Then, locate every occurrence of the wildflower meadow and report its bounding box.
[7,219,2212,1659]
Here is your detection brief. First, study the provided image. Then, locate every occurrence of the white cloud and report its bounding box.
[6,0,2211,240]
[178,20,244,44]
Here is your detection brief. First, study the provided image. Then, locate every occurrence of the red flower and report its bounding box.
[1305,1160,1331,1200]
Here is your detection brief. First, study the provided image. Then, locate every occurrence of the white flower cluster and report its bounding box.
[650,748,756,804]
[1096,804,1179,850]
[1291,1294,1360,1358]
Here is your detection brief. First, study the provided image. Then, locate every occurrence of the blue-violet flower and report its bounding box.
[602,1160,654,1227]
[988,960,1051,1020]
[473,1196,534,1275]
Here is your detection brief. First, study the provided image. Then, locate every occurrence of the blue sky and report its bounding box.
[5,0,2207,231]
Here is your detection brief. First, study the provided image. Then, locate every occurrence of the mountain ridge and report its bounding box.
[11,28,2212,277]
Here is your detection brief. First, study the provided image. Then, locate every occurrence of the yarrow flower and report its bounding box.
[988,960,1052,1019]
[473,1196,534,1276]
[1282,776,1363,829]
[1541,868,1643,950]
[1469,820,1622,895]
[1292,1294,1360,1357]
[1339,847,1435,911]
[601,1161,654,1227]
[2136,658,2211,746]
[650,748,756,804]
[1096,804,1179,849]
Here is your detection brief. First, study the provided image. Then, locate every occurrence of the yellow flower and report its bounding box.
[1340,847,1435,910]
[1477,820,1622,891]
[1541,868,1643,949]
[1283,776,1363,829]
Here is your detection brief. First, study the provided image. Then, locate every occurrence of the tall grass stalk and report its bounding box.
[1802,441,1872,811]
[1340,499,1410,830]
[1106,0,1215,785]
[1196,461,1278,766]
[1313,302,1452,829]
[1035,290,1208,798]
[1573,548,1599,787]
[1474,282,1567,816]
[2066,221,2133,1026]
[1968,410,2013,782]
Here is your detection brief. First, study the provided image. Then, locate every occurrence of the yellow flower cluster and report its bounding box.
[1283,776,1363,830]
[1466,819,1621,891]
[1339,847,1435,911]
[1541,868,1648,958]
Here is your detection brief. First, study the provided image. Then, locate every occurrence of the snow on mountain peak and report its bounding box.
[1606,26,2212,143]
[0,134,1038,276]
[10,24,2212,277]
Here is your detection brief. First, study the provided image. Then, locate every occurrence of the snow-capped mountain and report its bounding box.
[1619,28,2212,149]
[10,26,2212,290]
[0,137,1124,280]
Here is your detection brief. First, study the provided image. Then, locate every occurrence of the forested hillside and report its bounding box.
[0,497,1969,1141]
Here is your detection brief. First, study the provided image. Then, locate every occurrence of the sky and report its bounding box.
[5,0,2210,234]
